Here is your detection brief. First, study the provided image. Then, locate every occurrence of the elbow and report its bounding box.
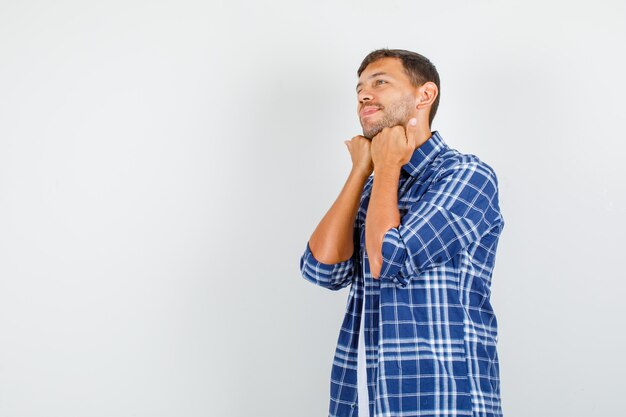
[365,221,394,280]
[368,252,383,280]
[299,243,354,290]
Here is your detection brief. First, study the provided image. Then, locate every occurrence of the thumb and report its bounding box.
[405,117,418,149]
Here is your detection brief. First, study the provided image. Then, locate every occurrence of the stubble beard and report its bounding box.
[361,94,414,140]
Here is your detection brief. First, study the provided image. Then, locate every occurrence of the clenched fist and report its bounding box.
[344,135,374,176]
[371,118,418,170]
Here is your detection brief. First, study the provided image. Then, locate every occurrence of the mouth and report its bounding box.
[360,106,381,118]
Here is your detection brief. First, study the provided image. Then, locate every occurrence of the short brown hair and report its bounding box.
[358,49,440,127]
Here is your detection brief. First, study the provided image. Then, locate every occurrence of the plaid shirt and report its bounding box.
[300,131,505,417]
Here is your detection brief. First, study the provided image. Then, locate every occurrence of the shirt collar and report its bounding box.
[401,130,447,177]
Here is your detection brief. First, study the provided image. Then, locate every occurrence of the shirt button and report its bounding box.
[351,403,356,408]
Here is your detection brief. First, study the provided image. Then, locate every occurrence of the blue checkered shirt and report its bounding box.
[299,131,505,417]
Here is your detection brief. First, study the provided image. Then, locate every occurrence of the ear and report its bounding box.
[416,82,438,110]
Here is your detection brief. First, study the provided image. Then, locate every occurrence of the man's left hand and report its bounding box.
[370,118,418,170]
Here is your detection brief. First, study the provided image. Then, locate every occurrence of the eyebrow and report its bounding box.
[356,72,390,91]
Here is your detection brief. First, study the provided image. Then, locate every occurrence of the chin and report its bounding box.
[363,127,382,140]
[361,125,376,140]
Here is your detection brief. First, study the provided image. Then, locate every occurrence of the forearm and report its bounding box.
[309,168,370,264]
[365,165,401,278]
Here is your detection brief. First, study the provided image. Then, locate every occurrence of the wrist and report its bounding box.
[350,165,373,179]
[374,163,402,176]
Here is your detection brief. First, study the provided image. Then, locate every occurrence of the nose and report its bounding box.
[358,88,373,103]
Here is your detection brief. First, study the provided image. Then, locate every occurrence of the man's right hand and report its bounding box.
[344,135,374,176]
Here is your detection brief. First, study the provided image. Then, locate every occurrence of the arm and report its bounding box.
[308,167,370,264]
[365,165,401,279]
[378,159,504,288]
[299,224,359,291]
[300,136,373,290]
[365,121,418,279]
[364,118,503,284]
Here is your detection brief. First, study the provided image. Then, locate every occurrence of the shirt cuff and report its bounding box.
[300,241,354,289]
[380,226,410,287]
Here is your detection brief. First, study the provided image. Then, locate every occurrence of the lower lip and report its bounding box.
[361,109,380,118]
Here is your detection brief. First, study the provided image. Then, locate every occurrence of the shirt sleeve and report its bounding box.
[378,159,503,288]
[299,222,359,291]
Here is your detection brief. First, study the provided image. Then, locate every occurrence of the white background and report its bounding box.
[1,1,624,416]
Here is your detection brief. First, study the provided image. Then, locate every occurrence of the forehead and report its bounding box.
[358,57,406,80]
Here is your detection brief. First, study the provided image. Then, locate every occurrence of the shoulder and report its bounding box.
[428,148,504,223]
[434,147,500,189]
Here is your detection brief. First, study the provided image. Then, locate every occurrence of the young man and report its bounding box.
[300,49,505,417]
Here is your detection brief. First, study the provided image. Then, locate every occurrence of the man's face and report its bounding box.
[356,57,418,139]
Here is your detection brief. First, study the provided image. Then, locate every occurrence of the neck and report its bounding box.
[414,124,432,149]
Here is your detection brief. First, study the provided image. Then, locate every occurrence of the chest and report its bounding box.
[357,173,434,227]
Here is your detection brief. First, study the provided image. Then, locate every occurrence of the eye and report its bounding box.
[375,79,387,86]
